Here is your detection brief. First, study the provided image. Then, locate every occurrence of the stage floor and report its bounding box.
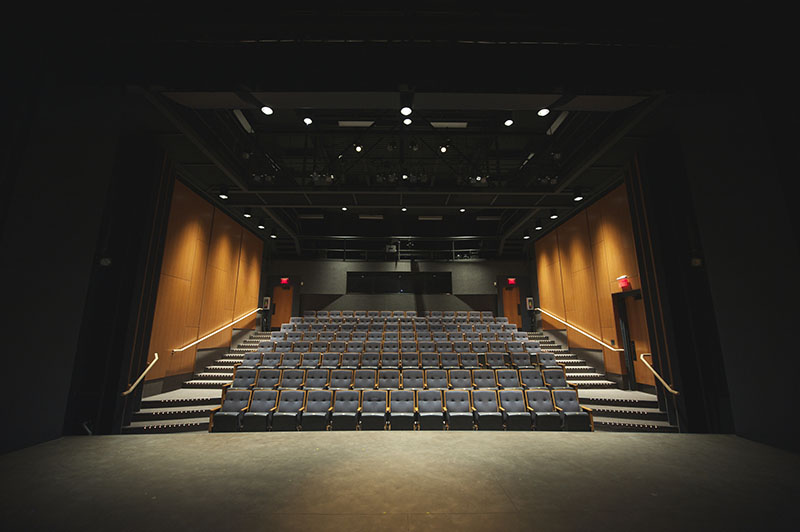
[0,432,796,531]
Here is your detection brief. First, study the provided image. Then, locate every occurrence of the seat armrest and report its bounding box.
[222,383,231,390]
[554,406,564,413]
[581,406,593,413]
[239,407,248,413]
[498,406,506,412]
[209,406,222,413]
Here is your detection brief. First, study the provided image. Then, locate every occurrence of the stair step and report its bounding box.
[183,380,230,389]
[205,365,236,372]
[571,380,618,389]
[122,418,209,434]
[140,395,221,409]
[564,373,607,380]
[132,405,214,422]
[193,373,233,380]
[589,405,668,421]
[578,394,659,409]
[593,416,678,433]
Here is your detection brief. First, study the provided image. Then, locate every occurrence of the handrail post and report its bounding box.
[639,352,679,395]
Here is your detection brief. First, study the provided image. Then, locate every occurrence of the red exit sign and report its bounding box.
[280,277,289,285]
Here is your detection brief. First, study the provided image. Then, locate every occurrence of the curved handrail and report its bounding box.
[122,352,159,396]
[535,307,623,352]
[639,353,679,395]
[121,307,263,397]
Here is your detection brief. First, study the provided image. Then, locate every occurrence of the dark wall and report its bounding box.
[0,87,121,453]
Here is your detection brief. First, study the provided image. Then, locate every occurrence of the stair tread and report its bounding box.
[126,417,210,428]
[137,406,214,415]
[592,416,674,428]
[590,405,664,415]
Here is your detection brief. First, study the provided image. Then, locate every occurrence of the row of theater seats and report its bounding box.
[224,367,575,392]
[237,351,560,371]
[271,331,526,342]
[301,310,495,318]
[280,322,517,331]
[256,340,540,354]
[210,388,591,432]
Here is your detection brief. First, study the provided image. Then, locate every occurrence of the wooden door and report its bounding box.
[502,285,523,329]
[271,285,294,329]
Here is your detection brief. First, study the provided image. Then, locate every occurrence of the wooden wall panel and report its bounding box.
[535,232,566,330]
[233,230,264,330]
[627,297,656,385]
[146,181,263,381]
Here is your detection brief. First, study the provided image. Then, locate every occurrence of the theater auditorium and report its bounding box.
[2,11,798,531]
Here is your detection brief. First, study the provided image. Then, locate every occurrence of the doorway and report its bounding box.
[502,285,523,329]
[272,284,294,330]
[612,289,653,390]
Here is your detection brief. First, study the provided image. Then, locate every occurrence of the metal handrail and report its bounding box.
[121,307,263,397]
[535,307,623,352]
[122,353,159,396]
[639,353,679,395]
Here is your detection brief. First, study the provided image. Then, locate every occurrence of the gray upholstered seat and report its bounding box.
[365,340,382,352]
[432,332,448,342]
[472,369,497,389]
[488,341,506,353]
[453,341,471,353]
[317,332,335,342]
[330,369,353,390]
[519,369,545,389]
[511,353,535,369]
[311,341,329,352]
[300,353,321,369]
[360,352,380,369]
[464,332,481,342]
[255,369,280,389]
[543,368,573,389]
[418,341,435,353]
[441,353,459,369]
[416,331,432,341]
[259,352,281,368]
[279,369,305,389]
[330,390,359,430]
[380,352,400,369]
[293,341,311,353]
[401,352,420,369]
[499,389,532,430]
[287,331,303,342]
[226,368,256,390]
[304,369,329,389]
[360,390,388,430]
[460,353,480,369]
[525,389,562,431]
[384,332,399,341]
[417,390,445,430]
[329,310,341,318]
[485,353,506,369]
[378,369,401,389]
[242,389,278,431]
[340,353,361,369]
[514,332,528,341]
[329,341,346,352]
[420,352,440,369]
[301,389,332,430]
[321,352,340,369]
[474,324,489,333]
[210,389,251,432]
[342,311,354,318]
[271,390,305,431]
[444,390,473,430]
[448,369,472,389]
[389,390,416,430]
[240,352,263,367]
[472,390,503,430]
[354,310,367,317]
[400,332,416,341]
[538,352,560,369]
[507,341,523,353]
[346,341,364,353]
[425,369,447,389]
[279,353,301,369]
[400,341,417,352]
[383,341,399,352]
[275,341,292,352]
[354,369,377,389]
[368,331,383,341]
[402,369,424,390]
[496,369,521,389]
[258,340,276,351]
[497,332,513,341]
[553,389,592,431]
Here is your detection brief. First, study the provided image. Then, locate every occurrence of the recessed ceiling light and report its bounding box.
[401,207,407,212]
[402,173,409,180]
[504,119,514,127]
[439,145,447,153]
[269,228,277,239]
[261,106,274,115]
[403,118,412,126]
[535,218,543,230]
[538,108,550,117]
[218,186,229,200]
[400,106,412,116]
[303,117,312,125]
[355,144,362,152]
[475,175,482,182]
[523,233,531,240]
[341,207,348,211]
[459,208,466,213]
[243,212,252,218]
[550,210,559,220]
[257,222,265,230]
[573,190,584,201]
[330,174,335,180]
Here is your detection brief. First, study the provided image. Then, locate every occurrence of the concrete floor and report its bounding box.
[0,433,796,531]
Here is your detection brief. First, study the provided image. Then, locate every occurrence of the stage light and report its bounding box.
[439,145,447,153]
[459,208,466,213]
[218,187,229,200]
[402,173,409,180]
[303,117,312,125]
[475,175,482,182]
[401,207,407,212]
[261,106,274,115]
[504,119,514,127]
[550,210,559,220]
[538,108,550,117]
[403,118,412,126]
[400,106,412,116]
[355,144,363,152]
[342,207,348,211]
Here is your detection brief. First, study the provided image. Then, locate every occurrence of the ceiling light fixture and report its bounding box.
[257,220,266,230]
[401,207,407,212]
[260,106,274,115]
[537,108,550,117]
[218,187,229,200]
[355,144,363,153]
[459,208,466,213]
[243,211,252,218]
[573,190,584,202]
[402,173,409,180]
[403,118,412,126]
[523,232,531,240]
[269,229,278,239]
[535,219,543,231]
[504,119,514,127]
[341,207,348,211]
[400,106,412,116]
[549,210,559,220]
[439,145,448,153]
[475,175,482,182]
[303,117,313,125]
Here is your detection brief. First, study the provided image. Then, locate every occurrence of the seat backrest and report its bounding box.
[511,353,532,367]
[435,341,453,353]
[524,340,540,351]
[354,310,367,317]
[464,332,481,342]
[543,368,568,388]
[293,341,311,353]
[489,341,506,352]
[378,369,400,389]
[526,389,555,412]
[425,369,447,389]
[514,332,528,341]
[485,353,505,368]
[280,369,305,389]
[400,341,417,352]
[222,389,251,412]
[340,353,361,367]
[342,311,354,318]
[553,389,582,412]
[416,331,432,341]
[507,341,523,353]
[499,389,526,412]
[316,310,329,318]
[400,332,416,341]
[418,341,435,352]
[305,389,332,413]
[329,341,346,352]
[261,352,281,367]
[300,353,321,367]
[351,331,367,340]
[449,369,472,389]
[360,352,380,368]
[332,390,360,412]
[276,341,292,352]
[258,341,275,351]
[354,369,377,389]
[287,331,303,342]
[368,331,383,341]
[472,369,497,388]
[472,390,499,412]
[361,390,387,413]
[496,369,521,388]
[421,353,440,367]
[240,352,263,367]
[382,341,399,352]
[381,352,399,367]
[402,370,424,389]
[402,353,419,367]
[453,341,470,353]
[312,341,329,351]
[347,341,363,352]
[255,369,280,388]
[445,390,471,412]
[321,353,340,367]
[471,340,488,352]
[365,341,381,352]
[390,390,415,413]
[277,390,305,413]
[231,368,257,388]
[249,390,278,412]
[460,353,479,367]
[380,310,392,318]
[497,332,513,341]
[520,369,545,388]
[441,353,459,368]
[474,324,489,333]
[445,324,460,333]
[330,369,353,389]
[538,352,557,367]
[417,390,443,412]
[305,369,329,389]
[280,353,301,367]
[432,332,448,342]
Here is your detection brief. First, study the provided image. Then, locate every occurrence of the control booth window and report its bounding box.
[346,272,452,294]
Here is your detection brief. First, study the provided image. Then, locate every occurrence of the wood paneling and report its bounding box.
[627,296,655,386]
[502,285,522,328]
[272,285,294,328]
[534,184,653,377]
[146,181,263,381]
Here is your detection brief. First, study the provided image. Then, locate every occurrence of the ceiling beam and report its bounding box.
[137,88,302,254]
[232,203,579,210]
[497,95,665,255]
[226,188,574,196]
